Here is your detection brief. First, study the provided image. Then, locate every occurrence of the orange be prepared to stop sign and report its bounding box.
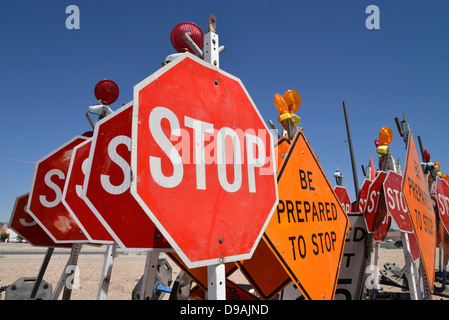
[263,130,349,300]
[402,129,436,292]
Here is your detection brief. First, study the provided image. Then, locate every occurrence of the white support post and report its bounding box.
[97,243,117,300]
[140,251,160,300]
[401,232,419,299]
[373,241,380,298]
[202,15,226,300]
[203,15,219,68]
[207,263,226,300]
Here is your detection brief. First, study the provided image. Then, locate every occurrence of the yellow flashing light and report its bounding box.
[379,126,393,146]
[274,93,289,115]
[435,160,440,173]
[283,90,301,113]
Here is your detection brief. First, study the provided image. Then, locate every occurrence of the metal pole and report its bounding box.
[418,136,425,161]
[401,232,419,299]
[203,14,227,301]
[61,243,82,300]
[52,243,83,300]
[29,247,54,299]
[140,251,160,300]
[373,241,380,299]
[342,101,360,198]
[97,243,117,300]
[207,263,226,300]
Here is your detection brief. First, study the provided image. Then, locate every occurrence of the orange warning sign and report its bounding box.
[236,238,290,299]
[263,130,349,300]
[401,130,436,292]
[274,137,291,170]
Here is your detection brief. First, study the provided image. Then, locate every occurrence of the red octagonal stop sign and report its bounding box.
[131,53,278,268]
[364,171,388,233]
[436,177,449,234]
[27,136,89,243]
[334,186,351,213]
[82,102,171,251]
[383,171,413,233]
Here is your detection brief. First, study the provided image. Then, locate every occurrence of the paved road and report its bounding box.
[0,243,147,256]
[0,256,147,263]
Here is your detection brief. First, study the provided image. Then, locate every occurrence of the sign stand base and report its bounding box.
[97,243,117,300]
[207,263,226,300]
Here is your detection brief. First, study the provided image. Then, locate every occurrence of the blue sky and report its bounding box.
[1,0,449,224]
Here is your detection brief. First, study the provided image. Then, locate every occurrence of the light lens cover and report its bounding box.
[94,79,119,105]
[282,90,301,113]
[274,93,289,115]
[379,126,393,146]
[170,22,204,53]
[374,139,381,148]
[435,160,440,172]
[423,149,431,162]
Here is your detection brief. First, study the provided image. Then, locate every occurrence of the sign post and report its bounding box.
[352,178,373,299]
[202,17,226,299]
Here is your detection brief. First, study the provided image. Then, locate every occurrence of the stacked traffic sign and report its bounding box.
[82,102,171,251]
[131,53,278,268]
[27,135,90,243]
[263,130,349,300]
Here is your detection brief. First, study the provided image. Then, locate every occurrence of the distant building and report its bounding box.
[0,222,19,239]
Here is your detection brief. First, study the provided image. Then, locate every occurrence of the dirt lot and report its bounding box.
[0,242,249,300]
[0,242,446,300]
